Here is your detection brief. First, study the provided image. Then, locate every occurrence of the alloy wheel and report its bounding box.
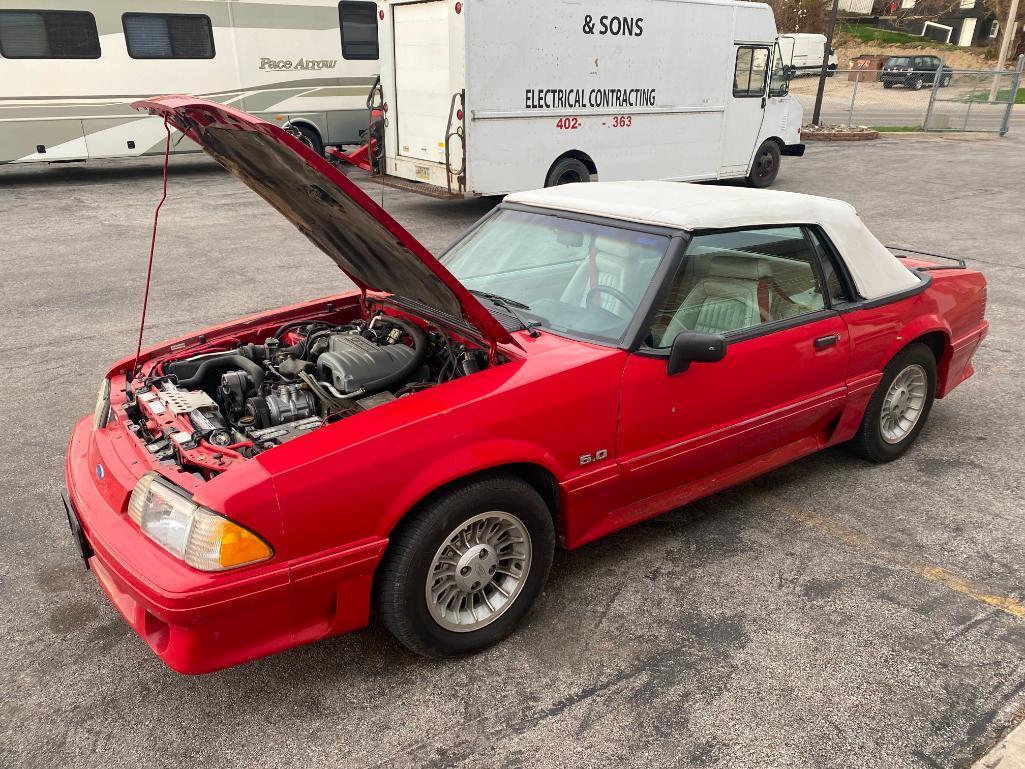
[426,511,532,632]
[880,364,928,444]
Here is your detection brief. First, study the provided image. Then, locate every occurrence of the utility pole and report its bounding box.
[812,0,842,125]
[990,0,1021,100]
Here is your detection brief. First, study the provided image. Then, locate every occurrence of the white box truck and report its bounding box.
[374,0,805,196]
[777,33,839,77]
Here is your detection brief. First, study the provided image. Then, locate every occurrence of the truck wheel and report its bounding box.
[545,157,590,186]
[883,81,894,89]
[940,74,952,87]
[746,140,780,188]
[910,76,924,91]
[291,124,325,157]
[377,475,555,657]
[847,343,937,463]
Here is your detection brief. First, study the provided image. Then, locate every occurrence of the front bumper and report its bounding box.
[64,417,294,674]
[782,143,806,157]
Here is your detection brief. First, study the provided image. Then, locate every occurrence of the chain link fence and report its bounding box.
[790,55,1024,134]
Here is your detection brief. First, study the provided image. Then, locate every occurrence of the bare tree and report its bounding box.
[768,0,831,33]
[890,0,966,22]
[983,0,1025,59]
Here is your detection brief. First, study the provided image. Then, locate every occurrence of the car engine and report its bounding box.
[126,312,488,467]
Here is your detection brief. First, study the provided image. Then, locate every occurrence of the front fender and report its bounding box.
[378,439,566,538]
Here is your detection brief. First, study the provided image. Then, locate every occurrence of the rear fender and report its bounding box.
[879,318,952,390]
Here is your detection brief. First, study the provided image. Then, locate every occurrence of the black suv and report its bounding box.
[880,56,952,90]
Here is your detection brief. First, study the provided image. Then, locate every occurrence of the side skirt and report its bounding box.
[566,433,827,549]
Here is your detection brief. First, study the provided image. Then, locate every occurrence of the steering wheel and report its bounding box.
[585,285,636,318]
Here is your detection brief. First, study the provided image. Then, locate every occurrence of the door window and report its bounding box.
[768,43,789,97]
[733,46,770,97]
[339,1,379,60]
[647,227,827,347]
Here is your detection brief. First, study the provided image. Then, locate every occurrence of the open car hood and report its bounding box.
[132,96,514,348]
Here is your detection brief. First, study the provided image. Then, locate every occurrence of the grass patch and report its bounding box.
[957,87,1025,104]
[869,125,924,132]
[996,88,1025,104]
[837,23,959,51]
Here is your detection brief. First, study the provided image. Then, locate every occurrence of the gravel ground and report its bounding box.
[1,133,1023,769]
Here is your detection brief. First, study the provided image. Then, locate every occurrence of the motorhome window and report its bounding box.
[733,46,770,97]
[0,10,99,59]
[123,13,214,59]
[339,1,378,60]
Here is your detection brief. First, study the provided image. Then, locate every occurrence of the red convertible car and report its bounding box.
[63,97,987,673]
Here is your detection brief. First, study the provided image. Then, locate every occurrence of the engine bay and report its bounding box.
[122,308,492,476]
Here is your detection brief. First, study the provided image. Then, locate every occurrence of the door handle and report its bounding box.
[814,334,840,349]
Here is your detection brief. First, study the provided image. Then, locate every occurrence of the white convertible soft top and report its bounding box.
[505,182,921,301]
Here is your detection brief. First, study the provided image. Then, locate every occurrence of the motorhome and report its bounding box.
[374,0,805,196]
[777,33,838,76]
[0,0,381,163]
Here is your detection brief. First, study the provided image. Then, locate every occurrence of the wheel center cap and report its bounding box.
[454,544,499,592]
[894,389,910,411]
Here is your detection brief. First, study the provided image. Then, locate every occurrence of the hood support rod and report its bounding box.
[132,117,171,377]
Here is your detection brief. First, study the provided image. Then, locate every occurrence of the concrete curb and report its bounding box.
[973,718,1025,769]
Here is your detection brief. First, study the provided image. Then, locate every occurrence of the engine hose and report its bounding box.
[301,330,336,359]
[168,353,265,391]
[354,316,428,397]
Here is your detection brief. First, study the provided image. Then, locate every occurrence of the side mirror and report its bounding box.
[667,331,726,375]
[783,65,797,81]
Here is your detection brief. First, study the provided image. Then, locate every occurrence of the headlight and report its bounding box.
[93,378,111,430]
[127,473,273,571]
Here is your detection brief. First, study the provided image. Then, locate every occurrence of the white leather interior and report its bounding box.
[661,254,768,343]
[560,235,657,316]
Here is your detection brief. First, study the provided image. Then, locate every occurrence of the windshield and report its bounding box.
[887,57,912,66]
[441,208,670,343]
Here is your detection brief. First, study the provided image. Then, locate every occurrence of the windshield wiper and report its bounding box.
[469,289,530,309]
[469,290,541,338]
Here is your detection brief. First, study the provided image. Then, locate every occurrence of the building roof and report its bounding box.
[505,181,921,300]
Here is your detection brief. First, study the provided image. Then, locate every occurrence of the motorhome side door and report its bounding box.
[718,44,771,176]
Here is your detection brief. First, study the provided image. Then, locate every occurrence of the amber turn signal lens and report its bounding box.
[217,520,273,568]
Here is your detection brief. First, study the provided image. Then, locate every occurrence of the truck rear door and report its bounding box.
[392,0,450,166]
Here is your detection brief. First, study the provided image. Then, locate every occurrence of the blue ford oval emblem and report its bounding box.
[95,463,105,480]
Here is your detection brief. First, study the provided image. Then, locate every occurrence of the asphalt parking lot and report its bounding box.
[1,133,1024,769]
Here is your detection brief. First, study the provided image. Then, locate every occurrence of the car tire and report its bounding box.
[940,74,952,87]
[847,343,937,463]
[377,475,555,658]
[291,124,325,157]
[883,81,894,89]
[910,76,924,91]
[746,140,781,188]
[545,157,591,187]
